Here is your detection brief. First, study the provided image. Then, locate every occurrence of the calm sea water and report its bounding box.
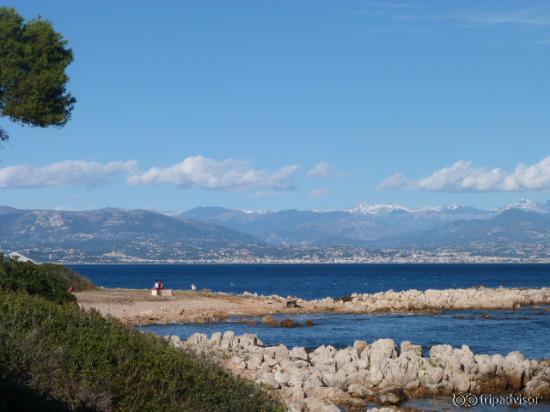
[71,264,550,359]
[143,308,550,359]
[70,263,550,299]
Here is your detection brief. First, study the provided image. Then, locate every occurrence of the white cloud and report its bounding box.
[379,157,550,192]
[310,187,331,198]
[307,162,336,179]
[377,172,409,190]
[129,155,300,191]
[0,160,138,189]
[0,156,304,192]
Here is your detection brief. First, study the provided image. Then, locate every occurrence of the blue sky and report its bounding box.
[1,0,549,211]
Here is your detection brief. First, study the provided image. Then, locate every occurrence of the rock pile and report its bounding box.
[167,332,550,412]
[314,287,550,313]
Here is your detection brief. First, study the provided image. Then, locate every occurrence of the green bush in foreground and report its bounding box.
[0,260,283,411]
[0,291,284,411]
[0,257,93,304]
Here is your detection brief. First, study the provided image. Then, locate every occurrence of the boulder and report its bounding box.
[524,374,550,398]
[246,353,263,370]
[365,367,384,386]
[370,339,397,367]
[503,351,529,390]
[354,340,368,355]
[419,365,444,385]
[311,347,338,369]
[334,348,356,370]
[321,369,349,390]
[303,397,340,412]
[228,355,246,370]
[429,344,453,368]
[281,386,306,402]
[348,383,374,398]
[237,333,260,348]
[302,374,325,396]
[377,392,401,405]
[451,373,471,392]
[400,341,423,357]
[288,400,306,412]
[274,369,290,386]
[289,347,309,361]
[274,344,290,362]
[168,335,184,348]
[475,354,496,376]
[309,387,350,404]
[220,331,235,349]
[187,332,208,346]
[256,372,281,389]
[208,331,222,346]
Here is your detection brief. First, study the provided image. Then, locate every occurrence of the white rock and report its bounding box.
[290,347,309,361]
[303,397,340,412]
[187,332,208,345]
[274,370,290,386]
[209,332,222,346]
[246,354,263,370]
[400,341,423,357]
[168,335,184,348]
[256,372,280,389]
[348,383,372,397]
[220,331,235,349]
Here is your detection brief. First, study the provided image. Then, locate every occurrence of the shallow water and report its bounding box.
[142,307,550,359]
[71,263,550,300]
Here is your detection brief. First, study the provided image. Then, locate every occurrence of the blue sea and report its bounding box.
[71,264,550,359]
[70,263,550,299]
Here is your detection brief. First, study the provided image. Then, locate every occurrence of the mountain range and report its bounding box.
[1,200,549,262]
[179,200,550,248]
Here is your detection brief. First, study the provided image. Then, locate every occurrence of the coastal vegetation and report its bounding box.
[0,256,93,303]
[0,259,284,411]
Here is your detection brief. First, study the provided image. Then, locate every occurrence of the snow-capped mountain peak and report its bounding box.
[500,199,549,214]
[347,203,459,215]
[347,203,414,215]
[241,208,268,215]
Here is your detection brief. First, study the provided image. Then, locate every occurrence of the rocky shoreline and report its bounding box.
[293,286,550,313]
[167,332,550,412]
[76,287,550,325]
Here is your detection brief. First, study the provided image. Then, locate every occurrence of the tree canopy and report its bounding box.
[0,7,75,141]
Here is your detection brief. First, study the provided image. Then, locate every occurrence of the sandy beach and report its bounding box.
[75,286,550,325]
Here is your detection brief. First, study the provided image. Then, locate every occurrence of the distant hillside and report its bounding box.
[179,204,496,246]
[385,209,550,249]
[0,207,264,262]
[2,201,550,262]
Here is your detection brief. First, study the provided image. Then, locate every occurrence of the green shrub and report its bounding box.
[0,292,284,412]
[39,263,94,291]
[0,257,93,304]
